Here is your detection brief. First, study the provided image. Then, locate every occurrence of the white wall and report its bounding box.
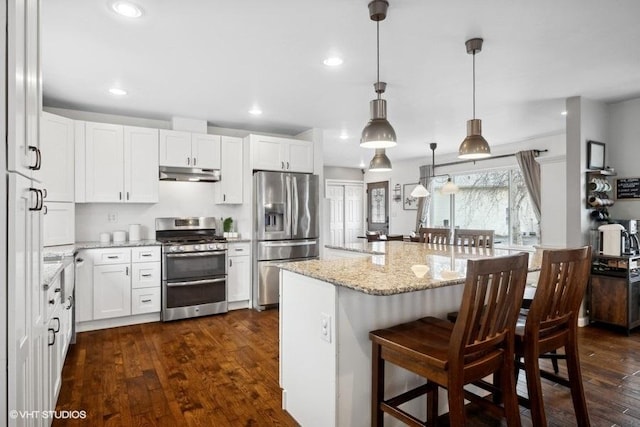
[608,97,640,220]
[324,166,363,181]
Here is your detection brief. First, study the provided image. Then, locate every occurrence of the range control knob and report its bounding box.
[193,245,201,251]
[208,244,217,250]
[169,246,178,252]
[178,246,185,252]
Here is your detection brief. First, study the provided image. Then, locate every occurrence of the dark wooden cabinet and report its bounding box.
[589,255,640,334]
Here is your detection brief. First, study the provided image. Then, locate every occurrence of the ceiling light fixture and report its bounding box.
[368,148,392,172]
[249,107,262,116]
[360,0,396,149]
[412,143,459,198]
[441,178,459,195]
[458,38,491,159]
[323,57,343,67]
[561,111,568,116]
[339,132,349,140]
[109,88,127,96]
[111,1,143,18]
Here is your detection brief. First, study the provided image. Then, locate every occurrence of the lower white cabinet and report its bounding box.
[77,246,161,328]
[228,242,251,305]
[93,264,132,320]
[43,201,75,246]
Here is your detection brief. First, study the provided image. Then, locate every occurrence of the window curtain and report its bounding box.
[515,150,541,222]
[415,165,434,232]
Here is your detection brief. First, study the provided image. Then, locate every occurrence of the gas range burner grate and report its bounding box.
[157,237,227,245]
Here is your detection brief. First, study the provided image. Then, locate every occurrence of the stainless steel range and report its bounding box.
[156,217,227,321]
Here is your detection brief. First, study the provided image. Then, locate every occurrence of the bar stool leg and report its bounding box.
[427,381,438,427]
[447,377,466,426]
[566,335,590,427]
[501,355,522,427]
[524,345,547,427]
[371,343,385,427]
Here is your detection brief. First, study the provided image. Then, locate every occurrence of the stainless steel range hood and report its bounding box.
[159,166,221,182]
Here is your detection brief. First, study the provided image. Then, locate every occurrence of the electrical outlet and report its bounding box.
[107,212,118,222]
[320,313,331,343]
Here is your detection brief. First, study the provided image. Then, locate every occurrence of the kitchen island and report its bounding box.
[279,241,539,427]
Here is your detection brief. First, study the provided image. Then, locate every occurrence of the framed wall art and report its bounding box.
[403,183,418,210]
[587,140,605,170]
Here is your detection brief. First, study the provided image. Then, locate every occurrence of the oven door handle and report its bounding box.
[165,251,226,258]
[166,277,226,287]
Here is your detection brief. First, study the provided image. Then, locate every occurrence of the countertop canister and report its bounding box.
[113,230,127,243]
[129,224,141,241]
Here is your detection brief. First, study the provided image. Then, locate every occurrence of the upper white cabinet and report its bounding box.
[217,136,243,204]
[7,0,41,178]
[159,130,221,169]
[78,121,159,203]
[43,202,75,246]
[250,134,313,173]
[40,113,75,201]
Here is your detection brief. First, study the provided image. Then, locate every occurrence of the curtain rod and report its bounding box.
[433,149,549,169]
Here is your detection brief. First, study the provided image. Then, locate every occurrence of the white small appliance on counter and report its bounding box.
[598,223,626,256]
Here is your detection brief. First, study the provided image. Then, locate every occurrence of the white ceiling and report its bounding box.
[42,0,640,168]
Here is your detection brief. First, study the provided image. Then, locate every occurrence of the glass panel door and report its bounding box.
[367,181,388,234]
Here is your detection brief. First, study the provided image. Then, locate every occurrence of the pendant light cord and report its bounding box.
[376,21,381,99]
[472,51,476,119]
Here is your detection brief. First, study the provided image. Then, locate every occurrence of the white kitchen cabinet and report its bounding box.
[43,201,75,246]
[228,242,251,305]
[159,130,221,169]
[93,264,132,320]
[79,122,159,203]
[217,136,243,204]
[124,126,159,202]
[85,122,124,202]
[40,112,75,201]
[250,134,314,173]
[77,246,161,327]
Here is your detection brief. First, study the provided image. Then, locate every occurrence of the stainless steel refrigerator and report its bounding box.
[253,171,319,310]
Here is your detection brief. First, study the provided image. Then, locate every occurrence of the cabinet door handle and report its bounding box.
[53,317,61,333]
[126,266,129,276]
[28,145,42,170]
[281,161,285,170]
[119,192,122,200]
[126,191,130,200]
[287,161,290,170]
[141,299,152,303]
[48,329,56,346]
[230,259,233,267]
[65,295,73,310]
[193,157,197,166]
[141,273,152,277]
[187,157,191,165]
[43,205,48,215]
[223,194,226,202]
[28,188,43,211]
[42,188,48,199]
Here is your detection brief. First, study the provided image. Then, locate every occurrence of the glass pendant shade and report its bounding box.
[369,148,392,172]
[458,119,491,159]
[410,183,429,198]
[441,178,459,195]
[361,99,397,148]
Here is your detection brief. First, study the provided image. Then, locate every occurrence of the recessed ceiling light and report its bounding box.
[111,1,143,18]
[323,57,343,67]
[561,111,568,116]
[249,107,262,116]
[109,88,127,96]
[359,161,365,168]
[339,132,349,140]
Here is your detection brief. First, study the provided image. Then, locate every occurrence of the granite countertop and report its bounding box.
[284,241,540,296]
[75,239,162,250]
[227,238,252,243]
[42,255,75,289]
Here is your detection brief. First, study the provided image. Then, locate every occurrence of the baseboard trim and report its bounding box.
[77,312,160,332]
[578,316,589,327]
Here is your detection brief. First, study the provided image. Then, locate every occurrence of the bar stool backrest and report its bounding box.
[417,227,450,244]
[454,228,495,248]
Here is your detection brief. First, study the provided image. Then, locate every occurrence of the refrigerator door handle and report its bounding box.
[292,176,299,234]
[285,174,292,237]
[261,240,317,247]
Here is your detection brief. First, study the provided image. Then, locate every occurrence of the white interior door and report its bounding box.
[327,181,364,246]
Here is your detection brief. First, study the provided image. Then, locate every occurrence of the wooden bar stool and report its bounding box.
[514,246,592,427]
[369,252,529,426]
[453,229,494,248]
[417,227,450,244]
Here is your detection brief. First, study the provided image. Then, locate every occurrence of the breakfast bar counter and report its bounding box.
[279,241,539,427]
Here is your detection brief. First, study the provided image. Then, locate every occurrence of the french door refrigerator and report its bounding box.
[253,171,319,310]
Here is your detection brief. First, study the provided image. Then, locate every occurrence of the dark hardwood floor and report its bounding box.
[54,310,640,426]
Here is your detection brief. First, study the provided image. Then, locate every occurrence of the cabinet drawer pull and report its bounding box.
[141,253,153,257]
[234,248,244,252]
[193,157,197,166]
[29,145,42,170]
[53,317,61,333]
[107,255,120,259]
[187,157,190,165]
[141,274,152,277]
[48,329,56,346]
[126,266,129,275]
[141,299,152,303]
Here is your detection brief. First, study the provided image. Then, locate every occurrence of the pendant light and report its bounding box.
[411,143,437,198]
[441,177,459,195]
[458,38,491,159]
[360,0,397,149]
[368,148,392,172]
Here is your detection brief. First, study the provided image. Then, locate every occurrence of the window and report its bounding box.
[431,168,539,246]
